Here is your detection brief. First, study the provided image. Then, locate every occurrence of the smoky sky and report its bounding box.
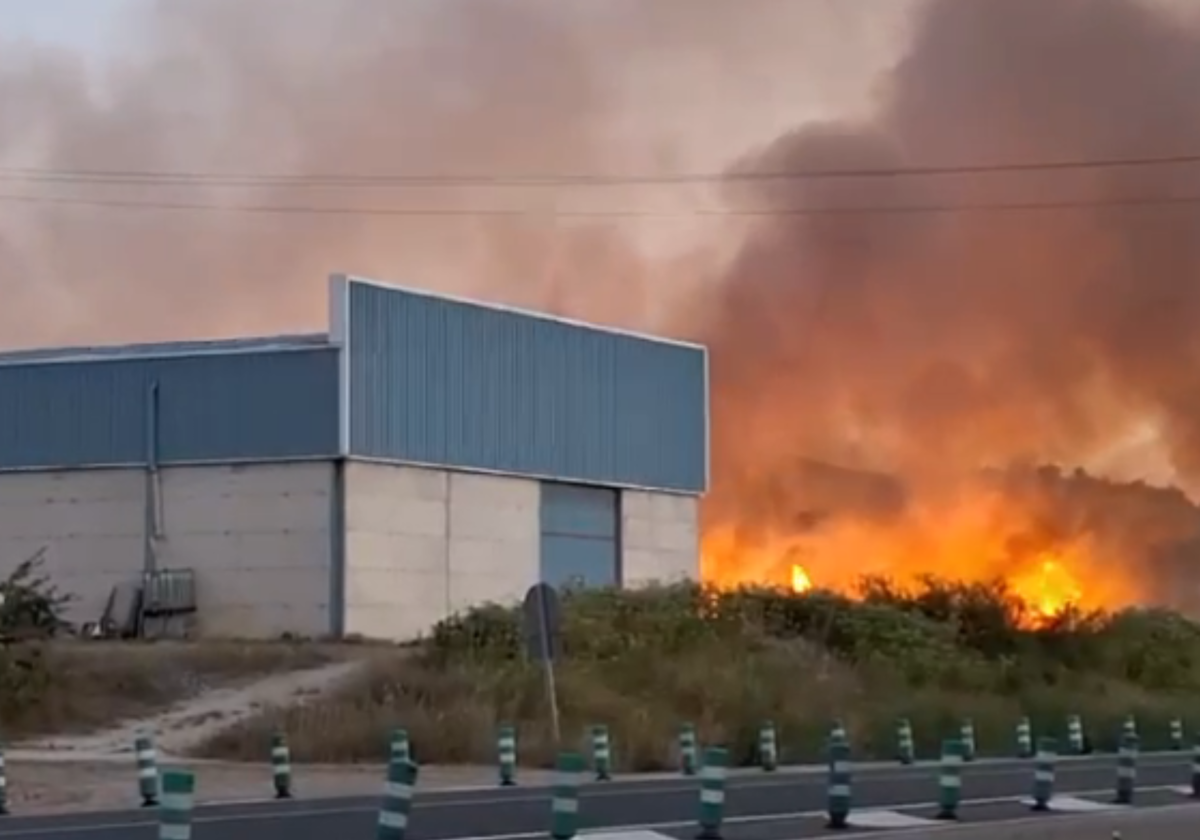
[701,0,1200,528]
[0,0,893,348]
[5,0,1200,528]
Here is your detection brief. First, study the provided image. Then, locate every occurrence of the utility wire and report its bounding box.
[2,150,1200,188]
[1,190,1200,218]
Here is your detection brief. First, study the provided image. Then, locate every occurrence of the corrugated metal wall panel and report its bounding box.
[347,281,707,492]
[539,481,618,588]
[0,348,339,469]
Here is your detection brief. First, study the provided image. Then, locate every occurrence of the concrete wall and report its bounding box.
[620,490,700,586]
[154,462,333,637]
[0,462,333,638]
[342,461,539,641]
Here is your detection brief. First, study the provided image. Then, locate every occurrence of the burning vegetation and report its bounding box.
[694,0,1200,617]
[701,463,1200,621]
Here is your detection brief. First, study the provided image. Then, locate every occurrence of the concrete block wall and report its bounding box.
[0,462,333,638]
[0,469,145,627]
[620,490,700,586]
[154,462,333,637]
[342,462,450,641]
[446,471,539,613]
[342,462,539,641]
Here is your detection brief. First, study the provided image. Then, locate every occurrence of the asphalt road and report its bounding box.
[0,754,1194,840]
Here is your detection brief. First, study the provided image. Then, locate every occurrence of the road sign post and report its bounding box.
[522,583,563,747]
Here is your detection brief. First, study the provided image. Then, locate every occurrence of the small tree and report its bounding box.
[0,549,73,641]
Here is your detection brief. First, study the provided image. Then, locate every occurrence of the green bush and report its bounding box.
[192,578,1200,767]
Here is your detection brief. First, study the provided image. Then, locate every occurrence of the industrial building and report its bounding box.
[0,275,708,640]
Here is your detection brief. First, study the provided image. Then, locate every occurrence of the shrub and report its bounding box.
[191,578,1200,767]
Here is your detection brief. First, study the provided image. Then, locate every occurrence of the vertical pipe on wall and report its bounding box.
[614,489,624,587]
[142,380,161,574]
[328,459,346,639]
[443,472,453,618]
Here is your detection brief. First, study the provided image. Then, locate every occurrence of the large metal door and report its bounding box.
[539,482,618,589]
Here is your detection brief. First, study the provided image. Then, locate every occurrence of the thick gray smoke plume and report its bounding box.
[701,0,1200,538]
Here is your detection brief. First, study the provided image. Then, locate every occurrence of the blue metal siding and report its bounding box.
[539,482,618,588]
[0,348,339,469]
[347,282,707,491]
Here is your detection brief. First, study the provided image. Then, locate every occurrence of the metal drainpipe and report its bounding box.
[142,380,161,575]
[443,472,452,618]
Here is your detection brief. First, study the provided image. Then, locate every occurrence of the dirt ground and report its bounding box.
[17,658,364,756]
[5,759,559,814]
[3,644,562,814]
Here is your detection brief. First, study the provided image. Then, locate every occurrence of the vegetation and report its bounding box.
[195,579,1200,768]
[0,554,341,739]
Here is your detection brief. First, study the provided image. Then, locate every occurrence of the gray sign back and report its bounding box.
[522,582,563,662]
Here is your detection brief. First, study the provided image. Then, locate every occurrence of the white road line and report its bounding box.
[825,800,1200,840]
[0,783,1188,839]
[847,810,942,828]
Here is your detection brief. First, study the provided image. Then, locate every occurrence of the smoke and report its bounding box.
[0,0,895,347]
[700,0,1200,543]
[9,0,1200,599]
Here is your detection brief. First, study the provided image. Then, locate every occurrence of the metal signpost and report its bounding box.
[522,582,563,746]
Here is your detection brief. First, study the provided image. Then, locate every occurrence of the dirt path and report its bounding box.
[5,656,568,814]
[16,659,363,758]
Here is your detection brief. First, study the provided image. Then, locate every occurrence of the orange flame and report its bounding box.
[702,486,1134,618]
[1010,556,1083,620]
[791,564,813,593]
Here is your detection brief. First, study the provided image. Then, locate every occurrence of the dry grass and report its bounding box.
[191,583,1200,769]
[0,640,345,739]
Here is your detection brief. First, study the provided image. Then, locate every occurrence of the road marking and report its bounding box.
[1017,795,1122,812]
[825,800,1200,840]
[847,810,941,828]
[0,784,1186,838]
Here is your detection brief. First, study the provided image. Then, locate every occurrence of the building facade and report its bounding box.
[0,275,708,640]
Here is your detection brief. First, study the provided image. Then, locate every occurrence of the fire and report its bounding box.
[791,564,813,593]
[702,483,1136,619]
[1009,556,1083,620]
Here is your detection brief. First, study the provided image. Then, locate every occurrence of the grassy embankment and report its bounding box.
[0,640,341,739]
[192,579,1200,769]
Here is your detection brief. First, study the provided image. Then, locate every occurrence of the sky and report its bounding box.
[0,0,130,53]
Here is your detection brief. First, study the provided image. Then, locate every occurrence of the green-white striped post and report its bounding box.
[1114,732,1137,805]
[960,719,976,762]
[1190,737,1200,798]
[135,732,160,808]
[0,745,9,816]
[390,728,412,765]
[696,746,727,840]
[896,718,915,765]
[1016,716,1032,759]
[1170,718,1184,751]
[377,759,418,840]
[1030,736,1056,812]
[679,723,699,776]
[1121,715,1137,742]
[591,725,612,782]
[550,752,584,840]
[758,721,778,772]
[826,732,851,829]
[831,720,848,745]
[498,724,517,787]
[935,739,964,820]
[1067,714,1084,755]
[271,731,292,799]
[158,769,194,840]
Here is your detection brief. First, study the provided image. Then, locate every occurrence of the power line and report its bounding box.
[1,190,1199,218]
[2,150,1200,188]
